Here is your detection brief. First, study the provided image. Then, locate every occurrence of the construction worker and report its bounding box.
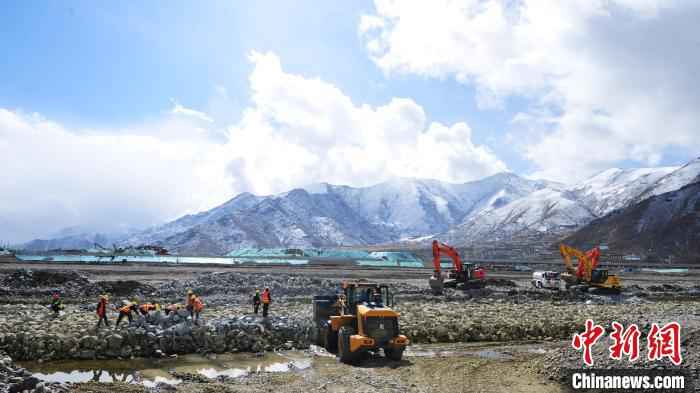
[192,296,205,324]
[261,287,271,317]
[332,293,346,316]
[115,300,137,329]
[186,289,196,319]
[49,293,64,317]
[138,303,157,316]
[96,295,110,328]
[252,289,261,315]
[372,288,383,305]
[163,303,180,316]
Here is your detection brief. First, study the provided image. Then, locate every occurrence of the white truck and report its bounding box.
[531,271,561,290]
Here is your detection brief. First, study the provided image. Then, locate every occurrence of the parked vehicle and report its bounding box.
[312,281,409,364]
[531,271,561,290]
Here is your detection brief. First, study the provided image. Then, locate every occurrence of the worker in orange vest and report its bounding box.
[192,296,205,324]
[186,289,196,319]
[115,300,137,329]
[261,287,271,317]
[138,303,157,316]
[96,295,110,328]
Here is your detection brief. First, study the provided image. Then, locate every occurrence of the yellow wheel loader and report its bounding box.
[312,281,409,364]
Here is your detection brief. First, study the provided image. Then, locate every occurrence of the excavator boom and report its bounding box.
[432,240,463,273]
[559,243,597,282]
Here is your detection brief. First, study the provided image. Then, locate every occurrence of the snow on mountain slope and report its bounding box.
[307,173,548,238]
[633,157,700,203]
[441,165,689,245]
[571,167,677,216]
[565,181,700,258]
[25,157,700,254]
[118,174,547,254]
[443,188,593,244]
[124,192,264,247]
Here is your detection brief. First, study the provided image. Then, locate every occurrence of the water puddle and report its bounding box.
[21,351,311,387]
[405,342,553,360]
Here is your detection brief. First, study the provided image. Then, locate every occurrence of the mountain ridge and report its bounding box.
[21,159,700,256]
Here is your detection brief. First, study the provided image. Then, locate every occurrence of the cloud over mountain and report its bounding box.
[361,0,700,181]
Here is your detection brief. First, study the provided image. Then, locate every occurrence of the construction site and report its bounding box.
[0,242,698,393]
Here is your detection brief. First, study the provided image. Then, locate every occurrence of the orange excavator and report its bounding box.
[559,243,621,293]
[429,240,486,295]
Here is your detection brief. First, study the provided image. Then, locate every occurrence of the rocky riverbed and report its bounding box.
[1,266,699,392]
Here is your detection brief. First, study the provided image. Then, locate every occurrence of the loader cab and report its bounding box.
[343,282,393,314]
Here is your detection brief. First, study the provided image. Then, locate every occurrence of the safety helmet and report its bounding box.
[52,293,59,299]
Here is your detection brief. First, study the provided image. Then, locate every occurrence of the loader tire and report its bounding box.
[312,326,323,346]
[337,326,358,364]
[324,327,338,354]
[385,347,404,361]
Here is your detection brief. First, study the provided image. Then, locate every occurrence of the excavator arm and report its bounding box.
[432,240,463,274]
[559,244,598,282]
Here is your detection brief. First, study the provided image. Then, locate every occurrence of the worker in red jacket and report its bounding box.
[49,293,64,317]
[96,295,109,328]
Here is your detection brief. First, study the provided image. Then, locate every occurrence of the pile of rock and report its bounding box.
[0,308,312,362]
[155,272,339,305]
[0,352,67,393]
[0,269,156,301]
[0,269,90,299]
[395,300,698,344]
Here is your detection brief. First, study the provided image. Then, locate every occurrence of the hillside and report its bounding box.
[564,182,700,260]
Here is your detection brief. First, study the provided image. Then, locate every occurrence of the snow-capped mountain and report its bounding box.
[632,157,700,203]
[570,167,677,216]
[118,173,549,255]
[442,187,593,244]
[22,156,700,255]
[441,161,699,245]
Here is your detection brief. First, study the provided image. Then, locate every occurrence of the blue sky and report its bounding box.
[0,1,532,170]
[1,0,698,242]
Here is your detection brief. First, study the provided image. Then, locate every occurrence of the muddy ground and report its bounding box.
[1,262,699,392]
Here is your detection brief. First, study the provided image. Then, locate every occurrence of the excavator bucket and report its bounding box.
[429,275,444,295]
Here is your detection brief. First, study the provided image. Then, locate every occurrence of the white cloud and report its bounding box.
[1,51,505,242]
[221,51,506,195]
[361,0,700,180]
[0,109,233,243]
[170,100,214,123]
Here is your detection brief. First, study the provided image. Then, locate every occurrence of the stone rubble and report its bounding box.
[0,352,68,393]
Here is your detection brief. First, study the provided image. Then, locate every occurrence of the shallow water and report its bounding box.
[21,351,312,387]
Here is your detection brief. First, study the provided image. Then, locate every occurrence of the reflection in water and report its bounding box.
[23,352,311,387]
